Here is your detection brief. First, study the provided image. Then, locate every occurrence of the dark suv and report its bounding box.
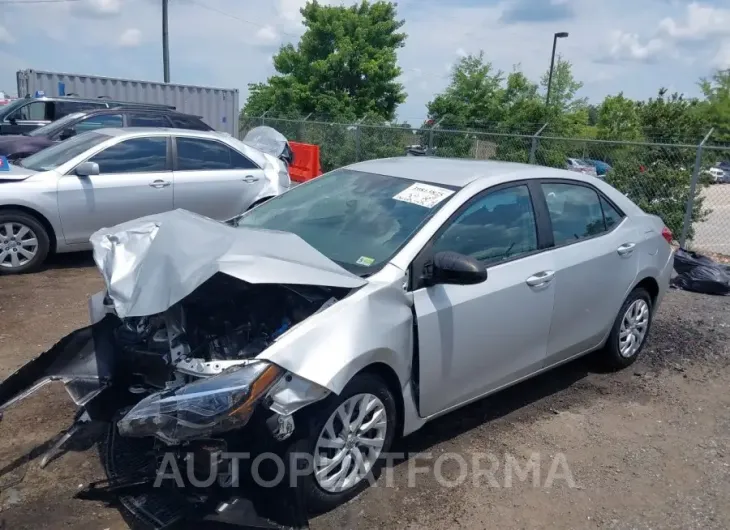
[0,95,175,136]
[0,107,213,161]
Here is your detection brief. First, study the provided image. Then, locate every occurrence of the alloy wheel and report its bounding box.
[619,298,649,358]
[313,393,387,493]
[0,222,39,270]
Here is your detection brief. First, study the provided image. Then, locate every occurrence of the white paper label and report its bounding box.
[393,183,455,208]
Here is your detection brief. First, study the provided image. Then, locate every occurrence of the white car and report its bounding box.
[704,167,725,183]
[0,127,291,273]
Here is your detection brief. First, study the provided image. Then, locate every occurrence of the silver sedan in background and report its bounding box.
[0,127,291,273]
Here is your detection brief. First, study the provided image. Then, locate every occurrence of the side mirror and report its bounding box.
[423,251,487,287]
[59,127,76,140]
[75,161,100,177]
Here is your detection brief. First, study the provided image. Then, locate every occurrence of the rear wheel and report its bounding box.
[0,210,50,274]
[602,287,653,369]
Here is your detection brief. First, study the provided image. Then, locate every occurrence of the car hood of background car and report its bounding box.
[0,135,53,157]
[0,161,39,182]
[90,208,368,319]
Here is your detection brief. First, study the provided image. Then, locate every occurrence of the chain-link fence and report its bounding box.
[241,116,730,257]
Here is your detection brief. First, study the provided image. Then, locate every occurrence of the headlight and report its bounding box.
[117,361,283,443]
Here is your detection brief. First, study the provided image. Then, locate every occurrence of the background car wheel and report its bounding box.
[602,287,653,370]
[0,210,50,274]
[300,372,397,515]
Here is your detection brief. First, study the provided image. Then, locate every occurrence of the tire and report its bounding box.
[0,209,51,274]
[298,373,397,515]
[602,287,653,370]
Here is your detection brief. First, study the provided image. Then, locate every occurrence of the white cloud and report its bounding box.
[118,28,142,48]
[0,0,722,122]
[712,40,730,68]
[455,48,467,58]
[0,25,15,45]
[255,25,279,44]
[73,0,122,18]
[658,3,730,41]
[606,30,665,62]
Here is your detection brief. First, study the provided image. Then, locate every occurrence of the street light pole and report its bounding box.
[162,0,170,83]
[545,31,568,107]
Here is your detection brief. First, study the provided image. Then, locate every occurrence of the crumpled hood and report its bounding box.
[90,209,367,318]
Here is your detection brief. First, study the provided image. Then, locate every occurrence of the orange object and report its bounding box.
[288,141,323,182]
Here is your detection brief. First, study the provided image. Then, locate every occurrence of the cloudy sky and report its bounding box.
[0,0,728,122]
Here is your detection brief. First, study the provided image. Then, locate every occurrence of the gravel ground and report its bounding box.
[0,252,729,530]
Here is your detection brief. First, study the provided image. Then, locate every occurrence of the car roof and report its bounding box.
[95,127,229,139]
[346,157,590,187]
[80,107,202,119]
[21,95,173,108]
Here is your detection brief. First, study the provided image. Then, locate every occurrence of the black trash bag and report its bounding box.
[671,248,730,296]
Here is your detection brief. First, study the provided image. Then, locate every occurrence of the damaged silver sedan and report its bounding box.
[0,157,674,526]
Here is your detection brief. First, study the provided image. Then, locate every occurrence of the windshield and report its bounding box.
[236,169,458,275]
[20,131,110,172]
[27,112,85,137]
[0,99,27,120]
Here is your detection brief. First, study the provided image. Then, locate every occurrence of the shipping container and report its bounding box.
[16,69,239,136]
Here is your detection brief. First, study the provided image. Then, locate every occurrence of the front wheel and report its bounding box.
[0,210,50,274]
[602,287,653,369]
[299,373,397,514]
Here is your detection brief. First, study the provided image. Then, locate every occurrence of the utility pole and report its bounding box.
[162,0,170,83]
[545,31,568,107]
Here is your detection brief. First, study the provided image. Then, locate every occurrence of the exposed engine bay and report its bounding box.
[112,274,341,391]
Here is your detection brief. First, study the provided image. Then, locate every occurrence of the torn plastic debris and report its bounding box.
[90,208,367,318]
[242,125,293,166]
[671,248,730,296]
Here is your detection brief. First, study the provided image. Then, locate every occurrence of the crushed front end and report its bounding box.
[0,209,370,529]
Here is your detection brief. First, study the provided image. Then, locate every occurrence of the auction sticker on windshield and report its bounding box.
[393,182,454,208]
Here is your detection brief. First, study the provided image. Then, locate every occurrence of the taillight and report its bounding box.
[661,226,673,244]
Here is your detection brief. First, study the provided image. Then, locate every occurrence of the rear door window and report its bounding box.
[541,182,618,245]
[176,137,257,170]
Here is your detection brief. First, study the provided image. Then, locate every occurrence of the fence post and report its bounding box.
[298,113,312,142]
[428,117,446,156]
[529,123,548,164]
[260,109,270,126]
[353,118,365,162]
[679,128,714,248]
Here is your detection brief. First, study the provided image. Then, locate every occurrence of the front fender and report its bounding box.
[259,275,413,395]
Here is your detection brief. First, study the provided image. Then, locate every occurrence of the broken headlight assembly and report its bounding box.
[117,361,283,444]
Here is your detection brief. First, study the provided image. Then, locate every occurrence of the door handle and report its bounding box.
[617,243,636,256]
[526,270,555,287]
[149,179,171,189]
[242,175,260,183]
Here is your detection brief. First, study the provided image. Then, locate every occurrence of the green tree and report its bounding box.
[541,55,587,115]
[596,93,642,141]
[635,88,706,144]
[425,52,507,130]
[242,1,407,123]
[699,68,730,143]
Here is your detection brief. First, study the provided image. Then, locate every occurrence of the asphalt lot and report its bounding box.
[0,254,729,530]
[692,184,730,255]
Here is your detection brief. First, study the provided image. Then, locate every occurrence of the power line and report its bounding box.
[186,0,301,39]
